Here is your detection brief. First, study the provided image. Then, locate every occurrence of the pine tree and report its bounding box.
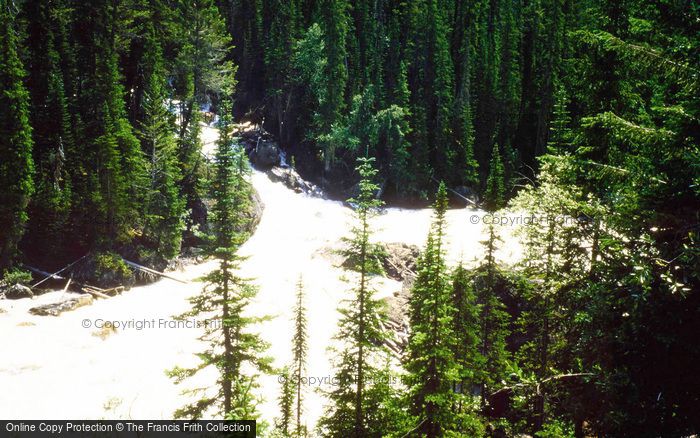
[291,275,308,437]
[475,142,510,405]
[317,0,348,171]
[450,264,482,409]
[405,183,463,437]
[276,366,295,436]
[484,144,506,213]
[21,0,72,267]
[510,156,588,432]
[263,0,300,146]
[168,99,272,419]
[173,0,234,235]
[138,24,185,262]
[319,157,389,437]
[0,4,35,272]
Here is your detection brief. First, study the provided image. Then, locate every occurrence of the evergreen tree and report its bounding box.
[276,366,295,436]
[319,157,389,437]
[173,0,234,235]
[510,156,589,432]
[450,264,482,410]
[291,275,308,437]
[317,0,348,171]
[0,4,34,272]
[263,0,300,146]
[484,144,506,213]
[405,183,465,436]
[168,99,272,419]
[476,142,510,406]
[20,0,72,268]
[138,25,185,262]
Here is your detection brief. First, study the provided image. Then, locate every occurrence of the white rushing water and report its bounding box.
[0,128,522,431]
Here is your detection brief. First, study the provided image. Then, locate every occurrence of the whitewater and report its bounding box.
[0,124,522,431]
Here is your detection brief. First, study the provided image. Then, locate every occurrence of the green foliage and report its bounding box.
[535,419,575,438]
[450,265,482,402]
[405,183,468,436]
[138,26,185,262]
[4,0,700,434]
[485,144,506,212]
[2,268,32,286]
[291,276,308,437]
[0,4,34,271]
[319,157,393,436]
[93,252,132,286]
[275,366,295,436]
[169,99,272,420]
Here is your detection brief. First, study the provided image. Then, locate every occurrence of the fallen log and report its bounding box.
[29,255,87,289]
[122,259,188,284]
[25,265,68,284]
[101,286,124,296]
[23,265,104,292]
[81,287,110,300]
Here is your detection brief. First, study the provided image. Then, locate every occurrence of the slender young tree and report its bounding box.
[511,156,588,432]
[292,275,308,437]
[173,0,234,235]
[319,157,389,437]
[475,143,510,405]
[276,366,295,436]
[168,98,272,419]
[317,0,348,170]
[21,0,73,267]
[406,183,462,437]
[0,4,34,272]
[450,263,482,410]
[138,24,185,262]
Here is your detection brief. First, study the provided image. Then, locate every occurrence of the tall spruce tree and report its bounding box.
[138,24,185,262]
[319,157,389,437]
[317,0,348,171]
[168,99,271,420]
[292,275,308,437]
[406,183,475,436]
[475,143,510,406]
[173,0,234,237]
[450,264,482,411]
[20,0,73,268]
[0,4,34,272]
[510,156,589,432]
[275,366,295,436]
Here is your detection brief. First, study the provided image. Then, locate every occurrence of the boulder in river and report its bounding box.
[249,140,281,168]
[2,284,34,300]
[267,166,324,196]
[29,294,93,316]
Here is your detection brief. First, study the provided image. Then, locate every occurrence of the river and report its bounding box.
[0,126,521,430]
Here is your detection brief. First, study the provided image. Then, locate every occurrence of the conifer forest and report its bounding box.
[1,0,699,436]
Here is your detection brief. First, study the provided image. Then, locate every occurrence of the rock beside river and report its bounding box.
[29,294,94,316]
[1,284,34,300]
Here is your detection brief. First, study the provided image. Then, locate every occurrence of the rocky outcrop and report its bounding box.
[249,140,281,168]
[1,283,34,300]
[239,126,281,169]
[244,187,265,234]
[380,242,420,282]
[381,277,415,356]
[267,166,324,197]
[29,295,93,316]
